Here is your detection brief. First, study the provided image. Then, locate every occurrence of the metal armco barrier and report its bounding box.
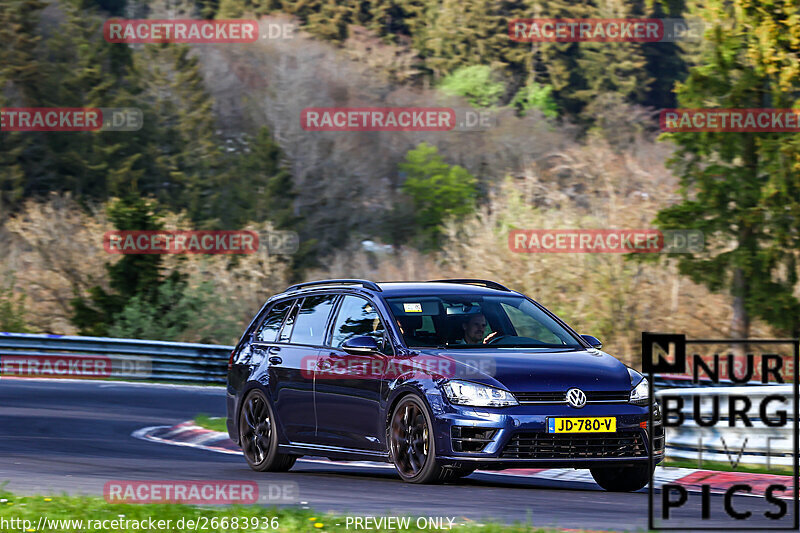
[0,332,233,383]
[656,385,795,466]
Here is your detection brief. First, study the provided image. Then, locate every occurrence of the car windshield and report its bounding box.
[385,295,583,349]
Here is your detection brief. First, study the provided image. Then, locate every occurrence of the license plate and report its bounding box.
[548,417,616,433]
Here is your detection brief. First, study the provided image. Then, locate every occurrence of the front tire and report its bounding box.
[388,395,451,483]
[239,389,296,472]
[590,464,651,492]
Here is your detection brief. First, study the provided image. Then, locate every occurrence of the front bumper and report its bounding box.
[429,399,664,469]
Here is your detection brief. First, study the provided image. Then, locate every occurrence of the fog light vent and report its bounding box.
[451,426,497,453]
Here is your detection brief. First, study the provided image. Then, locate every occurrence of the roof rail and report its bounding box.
[428,279,511,292]
[284,279,382,293]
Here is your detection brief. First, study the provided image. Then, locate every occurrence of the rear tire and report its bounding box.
[388,395,452,483]
[239,389,296,472]
[590,464,651,492]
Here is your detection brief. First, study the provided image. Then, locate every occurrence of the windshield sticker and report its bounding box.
[403,303,423,313]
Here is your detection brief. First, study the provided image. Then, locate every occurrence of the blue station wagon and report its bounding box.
[227,279,663,490]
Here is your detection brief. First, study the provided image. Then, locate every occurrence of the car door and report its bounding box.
[314,294,391,451]
[256,295,335,444]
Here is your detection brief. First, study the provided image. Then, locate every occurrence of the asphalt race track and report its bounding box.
[0,379,792,531]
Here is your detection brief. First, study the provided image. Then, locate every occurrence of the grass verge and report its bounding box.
[664,457,794,476]
[194,414,228,433]
[0,491,569,532]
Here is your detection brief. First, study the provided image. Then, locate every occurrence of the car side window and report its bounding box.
[288,294,337,346]
[331,295,388,352]
[255,300,293,343]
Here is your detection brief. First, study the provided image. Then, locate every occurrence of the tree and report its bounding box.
[654,0,800,338]
[438,65,506,108]
[230,127,298,230]
[510,82,558,118]
[108,278,240,343]
[399,143,477,248]
[71,195,180,336]
[0,0,46,212]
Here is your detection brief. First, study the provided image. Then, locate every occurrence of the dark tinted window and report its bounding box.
[288,295,337,345]
[386,295,581,349]
[255,300,293,343]
[331,296,386,350]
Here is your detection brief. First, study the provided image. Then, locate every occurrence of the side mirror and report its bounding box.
[580,335,602,349]
[342,336,381,355]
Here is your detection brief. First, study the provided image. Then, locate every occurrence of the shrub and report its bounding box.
[438,66,505,108]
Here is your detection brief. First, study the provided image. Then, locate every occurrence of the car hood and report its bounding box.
[413,347,631,392]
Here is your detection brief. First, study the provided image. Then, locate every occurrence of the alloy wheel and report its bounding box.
[240,393,272,466]
[390,399,430,478]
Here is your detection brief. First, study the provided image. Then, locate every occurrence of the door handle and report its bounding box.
[268,356,282,365]
[268,346,281,354]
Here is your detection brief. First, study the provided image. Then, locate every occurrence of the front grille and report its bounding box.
[514,391,630,404]
[514,392,565,403]
[451,426,497,453]
[588,391,631,402]
[501,431,647,459]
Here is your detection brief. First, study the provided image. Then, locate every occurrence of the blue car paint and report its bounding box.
[227,281,664,469]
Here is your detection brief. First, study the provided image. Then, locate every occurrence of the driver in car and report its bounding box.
[457,313,499,344]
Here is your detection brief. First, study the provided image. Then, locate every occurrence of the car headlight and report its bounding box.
[441,380,519,407]
[630,377,649,406]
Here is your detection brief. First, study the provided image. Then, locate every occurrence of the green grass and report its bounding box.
[194,413,228,433]
[0,491,573,532]
[664,457,794,476]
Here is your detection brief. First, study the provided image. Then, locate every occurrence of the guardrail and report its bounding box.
[0,332,234,384]
[1,332,795,468]
[656,386,795,467]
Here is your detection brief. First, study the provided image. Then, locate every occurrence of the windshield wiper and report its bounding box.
[495,344,581,349]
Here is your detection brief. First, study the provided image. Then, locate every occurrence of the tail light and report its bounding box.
[228,349,235,370]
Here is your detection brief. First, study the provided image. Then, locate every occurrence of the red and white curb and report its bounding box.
[133,421,796,499]
[132,421,242,455]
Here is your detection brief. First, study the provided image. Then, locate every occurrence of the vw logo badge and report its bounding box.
[566,388,587,408]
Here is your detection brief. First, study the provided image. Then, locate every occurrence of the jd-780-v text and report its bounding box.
[226,279,663,489]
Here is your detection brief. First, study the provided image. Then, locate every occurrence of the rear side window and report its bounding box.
[288,295,337,346]
[255,300,293,343]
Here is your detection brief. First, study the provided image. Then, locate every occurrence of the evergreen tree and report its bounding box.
[230,127,298,230]
[0,0,46,212]
[654,0,800,338]
[71,195,183,336]
[573,0,652,122]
